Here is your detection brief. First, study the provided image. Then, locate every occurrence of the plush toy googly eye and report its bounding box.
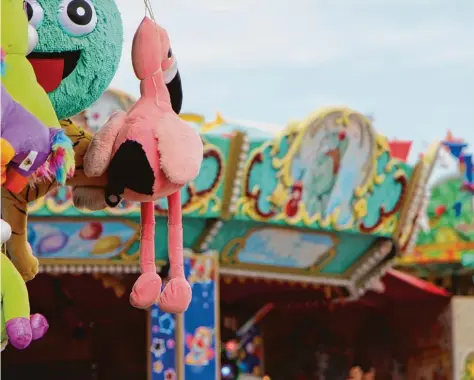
[27,24,39,55]
[1,219,12,244]
[25,0,44,29]
[58,0,98,37]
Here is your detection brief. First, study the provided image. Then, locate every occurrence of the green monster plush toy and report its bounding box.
[26,0,182,118]
[1,220,49,350]
[25,0,124,120]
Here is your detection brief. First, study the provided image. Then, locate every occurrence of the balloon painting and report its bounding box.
[37,232,68,256]
[91,236,122,255]
[27,221,137,259]
[79,222,104,240]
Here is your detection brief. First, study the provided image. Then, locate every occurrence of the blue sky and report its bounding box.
[111,0,474,159]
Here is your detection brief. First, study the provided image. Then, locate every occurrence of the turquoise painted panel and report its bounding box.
[202,122,275,142]
[362,152,411,230]
[235,109,412,238]
[209,220,377,275]
[206,220,260,253]
[320,232,376,274]
[154,218,209,261]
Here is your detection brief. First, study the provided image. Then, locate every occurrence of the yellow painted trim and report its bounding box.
[221,131,246,219]
[179,113,206,124]
[395,141,440,246]
[200,112,226,133]
[37,258,168,266]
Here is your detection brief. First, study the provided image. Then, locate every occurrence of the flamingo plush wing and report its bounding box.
[153,113,203,185]
[84,111,126,178]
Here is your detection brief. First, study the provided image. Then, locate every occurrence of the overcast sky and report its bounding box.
[111,0,474,160]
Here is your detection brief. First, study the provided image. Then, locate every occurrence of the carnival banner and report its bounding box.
[149,306,178,380]
[183,255,219,380]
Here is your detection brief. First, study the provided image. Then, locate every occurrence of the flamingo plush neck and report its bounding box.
[140,72,172,107]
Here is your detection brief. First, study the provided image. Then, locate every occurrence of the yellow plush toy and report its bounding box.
[1,0,59,127]
[0,0,75,193]
[1,220,49,350]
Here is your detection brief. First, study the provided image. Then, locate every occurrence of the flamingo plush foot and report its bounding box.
[158,277,192,314]
[130,272,162,309]
[5,318,32,349]
[30,314,49,340]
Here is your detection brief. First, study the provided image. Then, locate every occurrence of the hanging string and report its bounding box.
[143,0,160,106]
[144,0,156,22]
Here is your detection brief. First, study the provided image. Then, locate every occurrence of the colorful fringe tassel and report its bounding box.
[34,129,75,185]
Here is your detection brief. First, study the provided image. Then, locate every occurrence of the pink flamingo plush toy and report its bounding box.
[83,17,203,313]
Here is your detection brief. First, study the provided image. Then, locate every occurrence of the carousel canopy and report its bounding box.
[27,91,437,301]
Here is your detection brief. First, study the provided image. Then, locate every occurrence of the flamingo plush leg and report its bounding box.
[130,201,162,309]
[83,111,126,178]
[158,191,192,314]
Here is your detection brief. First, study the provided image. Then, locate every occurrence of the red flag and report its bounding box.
[388,140,412,161]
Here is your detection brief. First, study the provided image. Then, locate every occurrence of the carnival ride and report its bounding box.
[19,87,442,379]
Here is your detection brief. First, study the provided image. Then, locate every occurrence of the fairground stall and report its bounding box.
[395,133,474,380]
[397,132,474,291]
[2,91,440,380]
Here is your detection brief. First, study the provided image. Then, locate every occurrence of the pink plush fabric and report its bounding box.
[84,17,203,313]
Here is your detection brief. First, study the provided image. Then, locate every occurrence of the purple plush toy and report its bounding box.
[1,84,74,193]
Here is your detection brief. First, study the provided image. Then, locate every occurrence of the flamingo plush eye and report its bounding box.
[25,0,44,29]
[58,0,97,36]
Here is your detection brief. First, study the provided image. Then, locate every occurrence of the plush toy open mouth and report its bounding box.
[27,51,81,93]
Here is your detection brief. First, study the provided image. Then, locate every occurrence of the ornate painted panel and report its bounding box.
[28,218,208,262]
[235,108,411,237]
[211,221,379,277]
[28,219,137,259]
